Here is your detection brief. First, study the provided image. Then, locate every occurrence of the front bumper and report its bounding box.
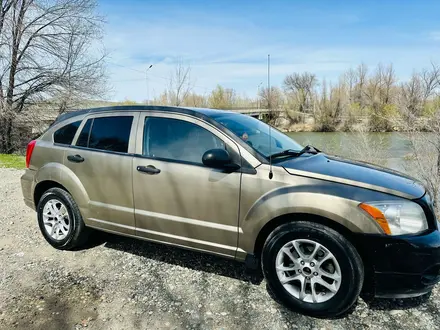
[355,229,440,298]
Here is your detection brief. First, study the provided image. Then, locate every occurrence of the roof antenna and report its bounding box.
[268,54,273,180]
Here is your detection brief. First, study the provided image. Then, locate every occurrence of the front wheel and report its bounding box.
[262,221,364,318]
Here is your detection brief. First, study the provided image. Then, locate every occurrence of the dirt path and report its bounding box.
[1,168,439,329]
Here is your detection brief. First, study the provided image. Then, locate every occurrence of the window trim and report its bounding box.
[67,144,135,158]
[74,117,93,148]
[72,112,140,154]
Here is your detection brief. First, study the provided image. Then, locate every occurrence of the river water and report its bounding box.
[287,132,413,173]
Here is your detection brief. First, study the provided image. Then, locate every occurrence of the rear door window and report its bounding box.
[53,120,81,145]
[75,116,133,153]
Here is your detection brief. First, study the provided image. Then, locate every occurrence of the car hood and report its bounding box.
[279,153,425,199]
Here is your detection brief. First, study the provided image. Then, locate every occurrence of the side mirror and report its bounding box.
[202,149,240,171]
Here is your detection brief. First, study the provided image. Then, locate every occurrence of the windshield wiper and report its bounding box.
[269,145,321,160]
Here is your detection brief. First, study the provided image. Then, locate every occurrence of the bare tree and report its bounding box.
[421,62,440,101]
[167,59,192,106]
[399,111,440,212]
[344,67,357,104]
[0,0,107,153]
[379,64,396,105]
[399,63,440,126]
[364,63,396,106]
[351,63,368,110]
[283,72,317,113]
[314,79,346,131]
[363,64,398,131]
[259,86,283,110]
[347,126,389,166]
[208,85,237,109]
[182,92,208,108]
[400,72,424,119]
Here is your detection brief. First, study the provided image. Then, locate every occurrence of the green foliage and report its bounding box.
[208,85,236,109]
[422,97,440,117]
[0,154,25,169]
[340,103,362,131]
[368,104,399,132]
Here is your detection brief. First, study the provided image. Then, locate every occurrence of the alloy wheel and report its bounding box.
[42,199,71,240]
[275,239,342,303]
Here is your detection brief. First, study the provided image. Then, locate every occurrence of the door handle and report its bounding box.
[67,154,84,163]
[137,165,161,175]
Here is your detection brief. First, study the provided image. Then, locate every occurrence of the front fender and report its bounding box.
[238,184,384,253]
[34,162,90,208]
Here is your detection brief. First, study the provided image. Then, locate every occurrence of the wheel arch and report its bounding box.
[253,213,355,258]
[34,180,70,206]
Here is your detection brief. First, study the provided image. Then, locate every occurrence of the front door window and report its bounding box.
[143,117,225,164]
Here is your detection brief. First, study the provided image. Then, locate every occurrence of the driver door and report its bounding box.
[132,112,242,258]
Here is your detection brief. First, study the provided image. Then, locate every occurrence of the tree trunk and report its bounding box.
[5,116,13,153]
[0,114,5,153]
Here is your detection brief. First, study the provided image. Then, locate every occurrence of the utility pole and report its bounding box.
[146,64,153,104]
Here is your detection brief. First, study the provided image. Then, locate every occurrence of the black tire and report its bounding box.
[37,187,89,250]
[262,221,364,318]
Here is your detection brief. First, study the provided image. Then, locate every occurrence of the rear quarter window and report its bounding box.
[53,120,82,145]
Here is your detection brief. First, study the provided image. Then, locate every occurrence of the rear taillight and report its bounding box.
[26,140,37,168]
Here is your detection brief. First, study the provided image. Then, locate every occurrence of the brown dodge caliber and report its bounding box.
[21,106,440,317]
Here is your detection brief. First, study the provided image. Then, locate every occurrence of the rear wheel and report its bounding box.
[37,187,89,250]
[262,221,364,318]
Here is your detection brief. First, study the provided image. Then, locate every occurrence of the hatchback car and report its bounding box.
[21,106,440,317]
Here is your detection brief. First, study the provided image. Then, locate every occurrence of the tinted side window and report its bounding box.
[88,116,133,153]
[76,119,92,147]
[53,120,81,145]
[144,117,225,164]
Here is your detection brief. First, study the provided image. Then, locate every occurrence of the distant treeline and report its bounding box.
[118,62,440,132]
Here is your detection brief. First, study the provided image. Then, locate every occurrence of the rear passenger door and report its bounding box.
[132,112,242,258]
[66,112,139,235]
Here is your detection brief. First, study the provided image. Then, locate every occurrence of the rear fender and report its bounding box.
[34,162,90,208]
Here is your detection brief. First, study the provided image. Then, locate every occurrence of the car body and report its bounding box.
[21,106,440,317]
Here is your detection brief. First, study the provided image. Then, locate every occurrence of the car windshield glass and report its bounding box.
[210,113,303,158]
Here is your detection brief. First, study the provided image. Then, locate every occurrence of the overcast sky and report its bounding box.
[100,0,440,102]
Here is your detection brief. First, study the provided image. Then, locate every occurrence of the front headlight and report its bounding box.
[359,201,428,235]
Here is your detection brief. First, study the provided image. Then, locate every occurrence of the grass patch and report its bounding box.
[0,154,25,169]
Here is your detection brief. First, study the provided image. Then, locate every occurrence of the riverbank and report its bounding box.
[277,122,368,133]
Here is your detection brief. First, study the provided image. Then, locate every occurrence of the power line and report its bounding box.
[112,75,210,93]
[106,60,212,92]
[105,60,145,74]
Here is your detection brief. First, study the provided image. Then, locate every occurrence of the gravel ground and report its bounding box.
[1,168,440,330]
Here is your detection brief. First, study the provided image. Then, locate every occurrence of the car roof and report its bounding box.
[53,105,238,125]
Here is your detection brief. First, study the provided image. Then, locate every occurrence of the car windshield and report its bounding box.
[210,112,303,158]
